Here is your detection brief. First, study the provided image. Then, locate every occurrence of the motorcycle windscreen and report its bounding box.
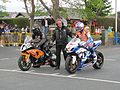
[24,35,32,43]
[69,37,81,44]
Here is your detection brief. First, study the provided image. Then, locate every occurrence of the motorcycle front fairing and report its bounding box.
[66,37,81,53]
[66,38,87,63]
[66,37,94,64]
[20,43,33,51]
[20,36,33,51]
[93,40,102,50]
[20,35,44,62]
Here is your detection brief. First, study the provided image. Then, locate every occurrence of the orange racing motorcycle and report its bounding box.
[18,36,56,71]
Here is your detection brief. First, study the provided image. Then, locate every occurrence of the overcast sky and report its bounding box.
[1,0,119,14]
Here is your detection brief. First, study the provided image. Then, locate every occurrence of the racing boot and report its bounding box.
[89,48,95,59]
[84,48,95,63]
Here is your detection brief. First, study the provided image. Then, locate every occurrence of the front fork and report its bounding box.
[92,52,97,64]
[22,52,30,63]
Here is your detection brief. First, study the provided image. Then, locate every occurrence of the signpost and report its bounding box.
[115,0,118,44]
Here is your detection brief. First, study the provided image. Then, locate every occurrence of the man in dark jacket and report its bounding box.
[52,19,72,70]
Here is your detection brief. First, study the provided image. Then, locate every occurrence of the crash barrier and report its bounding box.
[0,26,56,46]
[0,32,31,46]
[1,27,115,46]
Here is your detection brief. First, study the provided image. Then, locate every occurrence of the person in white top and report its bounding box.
[41,17,49,38]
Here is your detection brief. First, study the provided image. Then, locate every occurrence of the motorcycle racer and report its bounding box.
[75,21,94,58]
[31,27,47,49]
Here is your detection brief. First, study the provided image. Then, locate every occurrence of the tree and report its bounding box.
[35,0,49,16]
[51,0,59,19]
[62,0,84,18]
[59,7,68,19]
[0,0,9,11]
[98,0,112,16]
[62,0,84,9]
[0,11,9,17]
[0,5,6,11]
[0,0,10,18]
[23,0,35,31]
[85,0,112,17]
[35,10,49,16]
[39,0,60,20]
[62,0,112,19]
[83,0,104,18]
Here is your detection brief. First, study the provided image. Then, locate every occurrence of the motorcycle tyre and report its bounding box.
[93,51,104,69]
[49,59,56,67]
[18,55,32,71]
[65,55,79,74]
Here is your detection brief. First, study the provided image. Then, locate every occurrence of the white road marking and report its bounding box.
[105,59,116,61]
[0,57,117,62]
[67,74,76,77]
[50,73,60,75]
[0,58,9,60]
[0,69,120,84]
[0,57,18,61]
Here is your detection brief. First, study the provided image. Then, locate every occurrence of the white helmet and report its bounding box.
[75,22,84,31]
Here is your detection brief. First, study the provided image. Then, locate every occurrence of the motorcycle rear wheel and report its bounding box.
[49,59,56,67]
[18,55,32,71]
[93,51,104,69]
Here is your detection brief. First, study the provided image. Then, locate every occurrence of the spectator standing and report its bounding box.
[4,25,11,46]
[13,24,19,46]
[0,24,5,47]
[93,19,97,28]
[21,27,26,43]
[41,16,49,38]
[49,15,55,25]
[66,16,71,27]
[90,21,95,34]
[25,26,30,33]
[62,17,67,27]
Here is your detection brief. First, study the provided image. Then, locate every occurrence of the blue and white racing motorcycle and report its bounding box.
[65,37,104,74]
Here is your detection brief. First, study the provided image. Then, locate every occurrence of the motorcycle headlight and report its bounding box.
[66,47,73,53]
[20,45,26,51]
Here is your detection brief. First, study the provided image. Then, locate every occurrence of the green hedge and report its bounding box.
[96,17,120,32]
[0,18,29,28]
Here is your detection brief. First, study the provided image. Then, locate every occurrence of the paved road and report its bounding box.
[0,46,120,90]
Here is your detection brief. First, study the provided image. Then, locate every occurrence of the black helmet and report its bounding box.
[32,28,41,35]
[32,27,43,39]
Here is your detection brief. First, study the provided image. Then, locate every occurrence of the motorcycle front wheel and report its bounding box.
[65,55,79,74]
[18,55,32,71]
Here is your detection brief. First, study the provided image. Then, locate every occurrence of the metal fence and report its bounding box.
[0,32,31,46]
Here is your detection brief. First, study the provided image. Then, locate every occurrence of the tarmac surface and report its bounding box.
[0,45,120,90]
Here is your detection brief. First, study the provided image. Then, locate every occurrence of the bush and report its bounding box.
[96,17,120,32]
[0,18,29,28]
[92,35,102,41]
